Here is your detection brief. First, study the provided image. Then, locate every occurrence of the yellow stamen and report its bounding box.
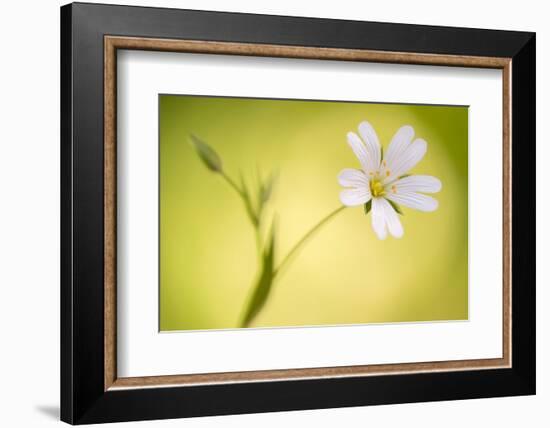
[370,178,386,197]
[392,185,397,194]
[386,170,391,177]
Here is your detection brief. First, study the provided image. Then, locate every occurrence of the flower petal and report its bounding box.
[386,192,438,212]
[340,187,371,206]
[385,125,414,168]
[391,175,442,194]
[358,121,382,172]
[380,198,404,238]
[347,132,372,173]
[337,168,369,188]
[385,138,427,181]
[371,198,387,240]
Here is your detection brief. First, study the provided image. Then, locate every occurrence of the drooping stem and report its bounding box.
[273,205,346,278]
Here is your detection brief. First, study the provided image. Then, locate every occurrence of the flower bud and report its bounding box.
[189,134,222,172]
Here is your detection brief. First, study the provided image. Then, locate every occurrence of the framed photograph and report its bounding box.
[60,2,535,424]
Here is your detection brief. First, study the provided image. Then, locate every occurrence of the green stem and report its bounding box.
[220,170,263,258]
[254,227,262,257]
[222,171,259,227]
[220,171,244,197]
[219,169,346,327]
[273,205,346,278]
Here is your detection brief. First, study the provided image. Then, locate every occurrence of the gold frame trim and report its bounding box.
[104,36,512,391]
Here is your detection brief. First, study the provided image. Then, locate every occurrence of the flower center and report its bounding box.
[370,178,386,197]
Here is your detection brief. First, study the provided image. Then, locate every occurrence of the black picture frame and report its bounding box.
[61,2,535,424]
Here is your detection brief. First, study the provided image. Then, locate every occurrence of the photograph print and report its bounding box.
[159,94,468,331]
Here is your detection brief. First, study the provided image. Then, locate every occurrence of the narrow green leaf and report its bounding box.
[364,199,372,215]
[240,222,276,327]
[261,172,276,204]
[189,134,222,172]
[387,199,404,215]
[239,173,258,226]
[256,166,264,211]
[254,170,277,224]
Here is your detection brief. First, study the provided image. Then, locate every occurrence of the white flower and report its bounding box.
[338,121,442,240]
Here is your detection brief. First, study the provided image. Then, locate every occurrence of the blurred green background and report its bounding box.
[159,95,468,331]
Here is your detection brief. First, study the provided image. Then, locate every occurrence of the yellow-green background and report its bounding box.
[159,95,468,331]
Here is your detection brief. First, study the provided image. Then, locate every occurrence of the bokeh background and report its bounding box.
[159,95,468,331]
